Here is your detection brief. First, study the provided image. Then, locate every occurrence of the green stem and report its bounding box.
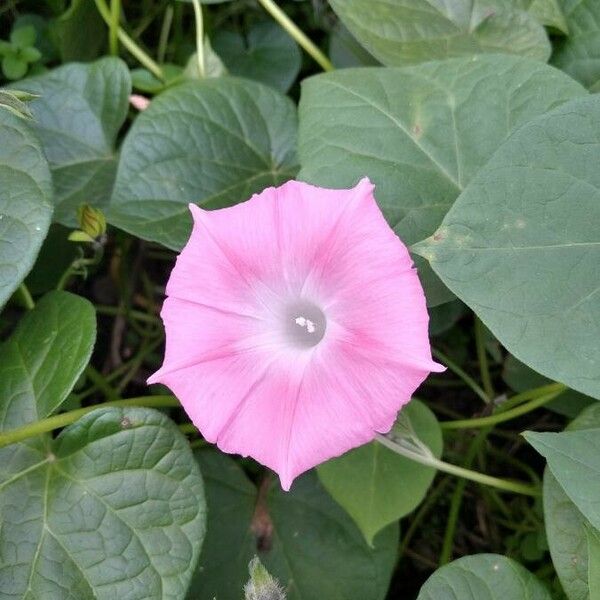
[498,382,565,412]
[179,423,198,435]
[440,390,562,430]
[94,0,164,80]
[0,396,179,449]
[439,429,489,565]
[95,305,160,325]
[255,0,334,72]
[109,0,120,55]
[85,365,120,402]
[17,283,35,310]
[191,0,205,77]
[375,434,539,497]
[474,316,495,399]
[157,4,174,64]
[432,348,490,403]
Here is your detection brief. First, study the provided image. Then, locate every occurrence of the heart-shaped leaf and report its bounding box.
[15,58,131,225]
[188,450,398,600]
[414,95,600,398]
[0,110,52,308]
[416,554,552,599]
[317,399,442,544]
[0,290,95,427]
[212,21,301,92]
[108,77,298,250]
[526,428,600,532]
[328,0,551,67]
[552,0,600,90]
[0,407,206,600]
[541,403,600,600]
[298,54,586,305]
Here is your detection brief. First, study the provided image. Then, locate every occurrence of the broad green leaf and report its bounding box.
[0,290,95,427]
[526,429,600,532]
[587,528,600,600]
[213,21,301,93]
[414,95,600,399]
[317,399,442,544]
[298,54,586,306]
[416,554,552,599]
[15,58,131,225]
[328,0,551,67]
[429,299,467,336]
[329,23,379,69]
[552,1,600,89]
[50,0,104,62]
[108,77,298,250]
[529,0,568,33]
[542,403,600,600]
[0,407,206,600]
[0,110,52,308]
[189,450,398,600]
[503,355,595,418]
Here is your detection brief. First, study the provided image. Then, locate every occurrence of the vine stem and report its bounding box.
[93,0,164,80]
[255,0,334,72]
[440,388,564,430]
[0,396,179,449]
[375,434,540,497]
[432,348,490,403]
[474,316,495,399]
[109,0,120,55]
[192,0,205,77]
[17,283,35,310]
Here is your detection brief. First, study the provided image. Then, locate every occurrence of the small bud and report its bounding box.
[244,557,285,600]
[76,204,106,240]
[129,94,150,111]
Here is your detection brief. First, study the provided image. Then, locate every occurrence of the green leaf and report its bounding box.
[20,46,42,63]
[50,0,104,62]
[526,428,600,532]
[429,299,467,337]
[213,21,301,93]
[0,407,206,600]
[329,23,379,69]
[529,0,568,33]
[2,55,28,80]
[0,110,52,308]
[503,355,595,418]
[317,399,442,544]
[328,0,551,67]
[298,54,586,306]
[587,527,600,600]
[414,94,600,399]
[108,77,298,250]
[188,450,398,600]
[416,554,552,599]
[10,25,36,48]
[183,39,228,80]
[0,89,34,119]
[15,58,131,225]
[552,1,600,89]
[0,291,95,427]
[542,403,600,600]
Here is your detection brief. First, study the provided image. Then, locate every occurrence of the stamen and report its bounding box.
[285,301,326,348]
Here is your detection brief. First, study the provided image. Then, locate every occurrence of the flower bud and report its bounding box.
[244,557,285,600]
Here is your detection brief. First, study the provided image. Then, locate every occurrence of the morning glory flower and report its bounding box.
[148,178,443,490]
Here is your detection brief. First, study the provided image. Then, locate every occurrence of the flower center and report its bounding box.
[284,300,327,348]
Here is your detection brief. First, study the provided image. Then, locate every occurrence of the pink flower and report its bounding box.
[129,94,150,111]
[148,178,443,490]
